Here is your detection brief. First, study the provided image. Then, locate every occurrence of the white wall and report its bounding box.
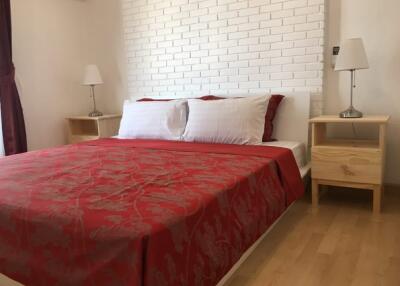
[122,0,325,115]
[12,0,90,150]
[86,0,128,114]
[13,0,322,152]
[11,0,126,151]
[325,0,400,184]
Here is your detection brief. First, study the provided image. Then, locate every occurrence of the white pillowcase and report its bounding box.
[183,96,269,145]
[118,100,188,140]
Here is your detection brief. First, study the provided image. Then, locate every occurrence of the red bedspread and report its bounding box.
[0,139,303,286]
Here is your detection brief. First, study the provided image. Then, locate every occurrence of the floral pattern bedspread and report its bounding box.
[0,139,304,286]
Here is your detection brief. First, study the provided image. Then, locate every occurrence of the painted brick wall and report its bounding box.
[122,0,325,115]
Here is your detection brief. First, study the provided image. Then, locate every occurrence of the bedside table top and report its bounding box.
[309,115,390,124]
[67,114,122,121]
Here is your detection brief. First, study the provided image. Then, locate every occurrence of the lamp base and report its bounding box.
[89,110,103,117]
[339,106,363,118]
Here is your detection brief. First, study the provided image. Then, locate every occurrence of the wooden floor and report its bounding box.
[1,186,400,286]
[225,186,400,286]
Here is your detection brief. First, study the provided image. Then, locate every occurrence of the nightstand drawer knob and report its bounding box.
[341,165,355,176]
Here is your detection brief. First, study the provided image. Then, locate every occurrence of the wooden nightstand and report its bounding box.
[66,114,122,144]
[310,115,390,214]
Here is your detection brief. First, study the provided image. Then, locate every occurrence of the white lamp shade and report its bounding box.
[335,38,369,71]
[82,65,104,85]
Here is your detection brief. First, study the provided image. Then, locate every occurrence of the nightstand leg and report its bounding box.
[312,179,319,208]
[373,185,382,214]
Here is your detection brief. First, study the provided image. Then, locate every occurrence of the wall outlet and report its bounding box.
[332,46,340,68]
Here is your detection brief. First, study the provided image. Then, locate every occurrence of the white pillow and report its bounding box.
[118,100,188,140]
[183,96,269,145]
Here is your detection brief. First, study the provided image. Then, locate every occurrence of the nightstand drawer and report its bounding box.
[312,147,382,184]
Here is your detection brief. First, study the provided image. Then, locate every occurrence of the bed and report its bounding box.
[0,92,310,286]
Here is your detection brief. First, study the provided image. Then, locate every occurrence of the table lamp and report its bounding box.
[335,38,369,118]
[82,64,104,117]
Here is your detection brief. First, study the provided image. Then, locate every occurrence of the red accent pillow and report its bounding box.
[137,98,172,102]
[138,96,224,101]
[199,95,225,101]
[263,94,284,142]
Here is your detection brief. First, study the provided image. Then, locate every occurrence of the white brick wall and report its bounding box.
[122,0,325,115]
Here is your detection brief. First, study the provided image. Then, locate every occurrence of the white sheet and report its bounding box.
[258,141,310,178]
[259,141,306,167]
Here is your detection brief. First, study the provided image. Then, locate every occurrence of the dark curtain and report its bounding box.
[0,0,27,155]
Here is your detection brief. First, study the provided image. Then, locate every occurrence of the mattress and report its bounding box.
[259,141,310,178]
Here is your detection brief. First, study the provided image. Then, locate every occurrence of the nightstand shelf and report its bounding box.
[315,139,380,149]
[310,115,390,214]
[66,114,122,144]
